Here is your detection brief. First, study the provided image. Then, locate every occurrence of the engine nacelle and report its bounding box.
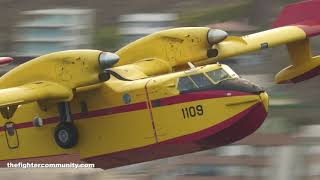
[275,56,320,84]
[0,50,119,89]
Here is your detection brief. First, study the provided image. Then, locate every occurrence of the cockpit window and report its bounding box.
[177,76,197,92]
[190,73,212,88]
[206,68,232,83]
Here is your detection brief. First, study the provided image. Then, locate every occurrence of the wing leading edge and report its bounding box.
[0,81,72,108]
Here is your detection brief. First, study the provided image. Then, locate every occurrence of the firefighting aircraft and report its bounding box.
[0,0,319,169]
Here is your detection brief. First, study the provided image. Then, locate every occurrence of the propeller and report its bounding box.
[207,29,228,45]
[98,52,120,70]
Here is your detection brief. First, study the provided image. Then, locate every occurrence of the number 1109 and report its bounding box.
[182,105,204,119]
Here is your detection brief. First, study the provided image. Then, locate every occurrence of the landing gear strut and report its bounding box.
[54,102,78,149]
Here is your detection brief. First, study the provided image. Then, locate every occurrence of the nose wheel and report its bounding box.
[54,102,78,149]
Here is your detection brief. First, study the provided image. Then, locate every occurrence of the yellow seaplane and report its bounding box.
[0,0,320,169]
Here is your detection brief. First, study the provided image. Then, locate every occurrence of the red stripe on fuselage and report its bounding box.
[0,90,252,132]
[0,102,267,168]
[72,102,148,120]
[83,102,267,169]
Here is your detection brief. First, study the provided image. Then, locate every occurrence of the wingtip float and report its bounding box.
[0,0,317,169]
[273,0,320,83]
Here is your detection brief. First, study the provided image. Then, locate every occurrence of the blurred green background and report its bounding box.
[1,0,320,180]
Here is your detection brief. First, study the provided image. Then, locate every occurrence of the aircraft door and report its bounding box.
[4,121,19,149]
[145,78,179,142]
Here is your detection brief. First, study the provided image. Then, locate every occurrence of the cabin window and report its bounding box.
[178,76,197,92]
[190,73,212,88]
[206,68,231,83]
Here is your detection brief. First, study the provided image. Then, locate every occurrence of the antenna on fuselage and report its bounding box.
[187,62,196,69]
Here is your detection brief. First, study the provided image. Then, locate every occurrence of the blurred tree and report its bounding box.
[248,0,272,26]
[178,1,253,26]
[94,26,120,52]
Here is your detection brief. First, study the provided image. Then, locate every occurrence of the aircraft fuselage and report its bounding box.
[0,64,268,169]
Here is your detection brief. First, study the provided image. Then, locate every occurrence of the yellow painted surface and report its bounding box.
[0,50,103,89]
[0,26,284,162]
[275,55,320,83]
[259,92,269,112]
[0,62,265,161]
[151,96,260,142]
[197,26,307,65]
[115,27,211,74]
[114,25,317,85]
[0,81,73,107]
[275,39,320,83]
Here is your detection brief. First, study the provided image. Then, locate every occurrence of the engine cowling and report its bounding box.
[0,50,119,89]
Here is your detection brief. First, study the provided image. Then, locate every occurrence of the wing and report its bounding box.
[197,0,320,84]
[114,0,320,84]
[109,58,172,80]
[197,26,307,64]
[0,81,72,108]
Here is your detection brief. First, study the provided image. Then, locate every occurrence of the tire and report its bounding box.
[54,122,78,149]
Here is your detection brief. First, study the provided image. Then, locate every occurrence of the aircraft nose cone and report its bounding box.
[207,29,228,45]
[218,78,265,95]
[259,92,269,112]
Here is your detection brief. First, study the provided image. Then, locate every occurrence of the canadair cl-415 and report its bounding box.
[0,0,319,169]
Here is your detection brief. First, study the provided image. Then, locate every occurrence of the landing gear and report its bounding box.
[54,122,78,149]
[54,102,78,149]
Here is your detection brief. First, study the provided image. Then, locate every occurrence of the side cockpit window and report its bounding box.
[190,74,212,88]
[206,68,232,83]
[177,67,236,93]
[177,76,197,92]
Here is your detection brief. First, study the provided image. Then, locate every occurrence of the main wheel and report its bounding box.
[54,123,78,149]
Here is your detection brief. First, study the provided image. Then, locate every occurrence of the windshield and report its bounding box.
[177,73,214,93]
[177,76,197,92]
[189,73,212,88]
[206,68,233,83]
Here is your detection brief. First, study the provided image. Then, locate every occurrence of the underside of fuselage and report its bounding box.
[84,100,267,169]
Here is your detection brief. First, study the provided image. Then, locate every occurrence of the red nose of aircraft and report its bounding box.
[195,78,269,147]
